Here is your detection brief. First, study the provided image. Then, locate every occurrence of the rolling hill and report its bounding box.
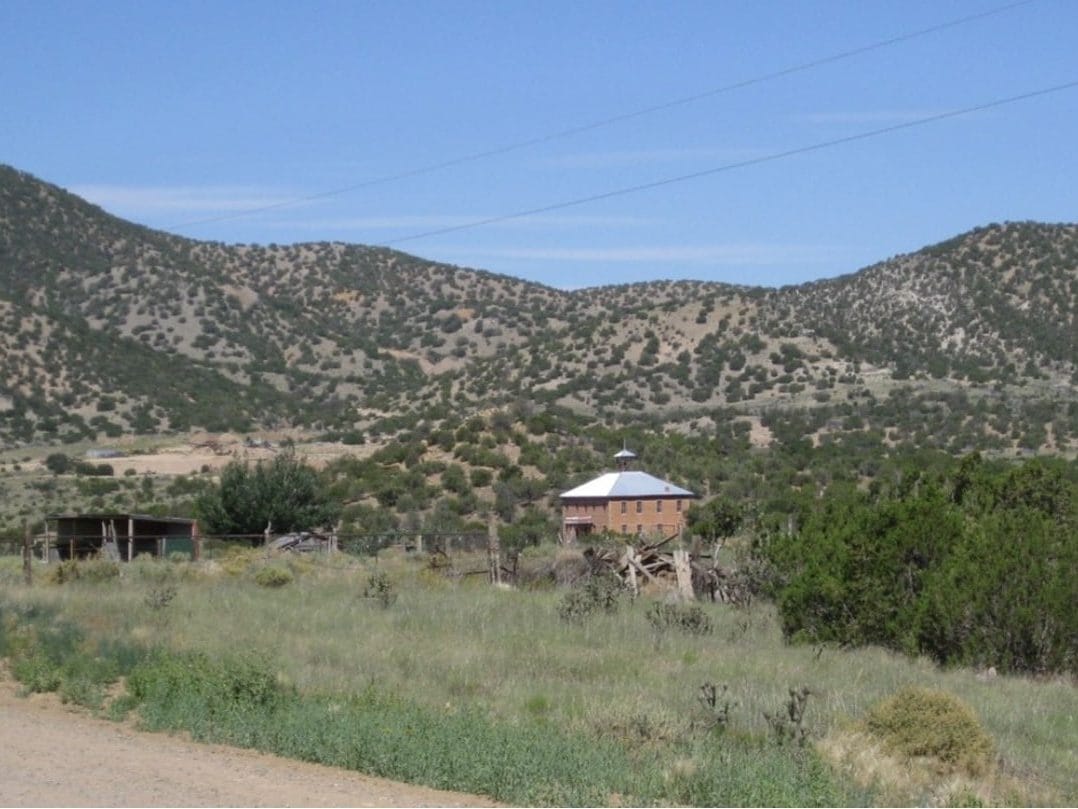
[1,164,1075,456]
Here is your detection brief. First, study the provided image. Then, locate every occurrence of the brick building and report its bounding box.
[559,448,695,540]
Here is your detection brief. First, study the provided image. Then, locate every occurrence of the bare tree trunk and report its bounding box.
[674,549,694,601]
[624,547,639,597]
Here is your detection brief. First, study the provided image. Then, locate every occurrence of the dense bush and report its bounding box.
[759,456,1077,675]
[644,601,714,636]
[557,573,624,624]
[196,450,341,536]
[253,565,293,588]
[864,687,994,776]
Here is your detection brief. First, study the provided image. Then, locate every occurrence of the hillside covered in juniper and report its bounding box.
[1,164,1075,454]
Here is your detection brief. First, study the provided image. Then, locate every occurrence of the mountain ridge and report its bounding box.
[1,164,1075,454]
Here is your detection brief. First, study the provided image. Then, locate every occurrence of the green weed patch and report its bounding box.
[0,600,135,708]
[120,649,851,806]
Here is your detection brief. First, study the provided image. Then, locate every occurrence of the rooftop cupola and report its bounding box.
[614,445,638,471]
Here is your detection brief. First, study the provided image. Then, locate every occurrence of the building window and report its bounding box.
[620,500,627,514]
[676,499,682,512]
[636,524,643,535]
[636,500,642,514]
[656,499,663,513]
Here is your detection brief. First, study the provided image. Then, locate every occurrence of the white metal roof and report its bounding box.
[560,470,695,500]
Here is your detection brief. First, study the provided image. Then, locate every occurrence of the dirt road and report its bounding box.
[0,678,499,808]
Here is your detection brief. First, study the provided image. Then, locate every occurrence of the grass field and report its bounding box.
[1,549,1074,806]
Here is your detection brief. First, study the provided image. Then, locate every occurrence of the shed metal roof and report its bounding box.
[45,512,197,526]
[560,471,694,500]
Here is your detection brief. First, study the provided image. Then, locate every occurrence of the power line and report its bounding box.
[168,0,1036,231]
[384,80,1078,246]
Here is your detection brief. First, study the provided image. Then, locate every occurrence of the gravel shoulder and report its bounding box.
[0,676,499,808]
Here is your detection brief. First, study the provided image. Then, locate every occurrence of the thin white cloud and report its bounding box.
[71,184,298,214]
[434,244,842,265]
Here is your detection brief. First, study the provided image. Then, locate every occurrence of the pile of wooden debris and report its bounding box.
[582,536,752,604]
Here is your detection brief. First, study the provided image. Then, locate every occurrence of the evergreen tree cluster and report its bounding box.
[759,455,1077,675]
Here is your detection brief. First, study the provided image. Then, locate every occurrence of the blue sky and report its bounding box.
[3,0,1075,289]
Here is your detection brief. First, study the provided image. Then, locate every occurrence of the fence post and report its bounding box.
[487,519,501,586]
[23,523,32,585]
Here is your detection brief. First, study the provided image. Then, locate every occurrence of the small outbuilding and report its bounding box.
[44,512,200,561]
[559,448,696,540]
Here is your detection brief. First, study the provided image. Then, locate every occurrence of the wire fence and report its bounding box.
[8,530,492,561]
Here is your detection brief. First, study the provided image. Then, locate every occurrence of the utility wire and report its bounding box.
[168,0,1036,231]
[384,80,1078,246]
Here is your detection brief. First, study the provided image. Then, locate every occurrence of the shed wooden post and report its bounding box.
[673,549,694,601]
[22,523,32,585]
[125,517,133,561]
[43,521,50,563]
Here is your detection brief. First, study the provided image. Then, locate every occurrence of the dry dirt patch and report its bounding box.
[0,676,499,808]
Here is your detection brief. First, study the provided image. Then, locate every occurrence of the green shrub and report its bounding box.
[48,558,121,584]
[144,584,178,610]
[44,452,71,474]
[254,565,293,588]
[645,601,713,636]
[557,573,623,624]
[128,650,285,732]
[57,654,119,708]
[127,555,175,583]
[79,558,121,582]
[764,483,961,649]
[49,559,82,584]
[914,507,1076,676]
[864,687,994,776]
[12,652,62,693]
[361,569,396,608]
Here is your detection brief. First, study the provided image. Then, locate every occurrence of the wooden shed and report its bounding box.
[44,512,199,561]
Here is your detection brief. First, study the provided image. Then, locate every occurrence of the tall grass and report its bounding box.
[2,550,1075,805]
